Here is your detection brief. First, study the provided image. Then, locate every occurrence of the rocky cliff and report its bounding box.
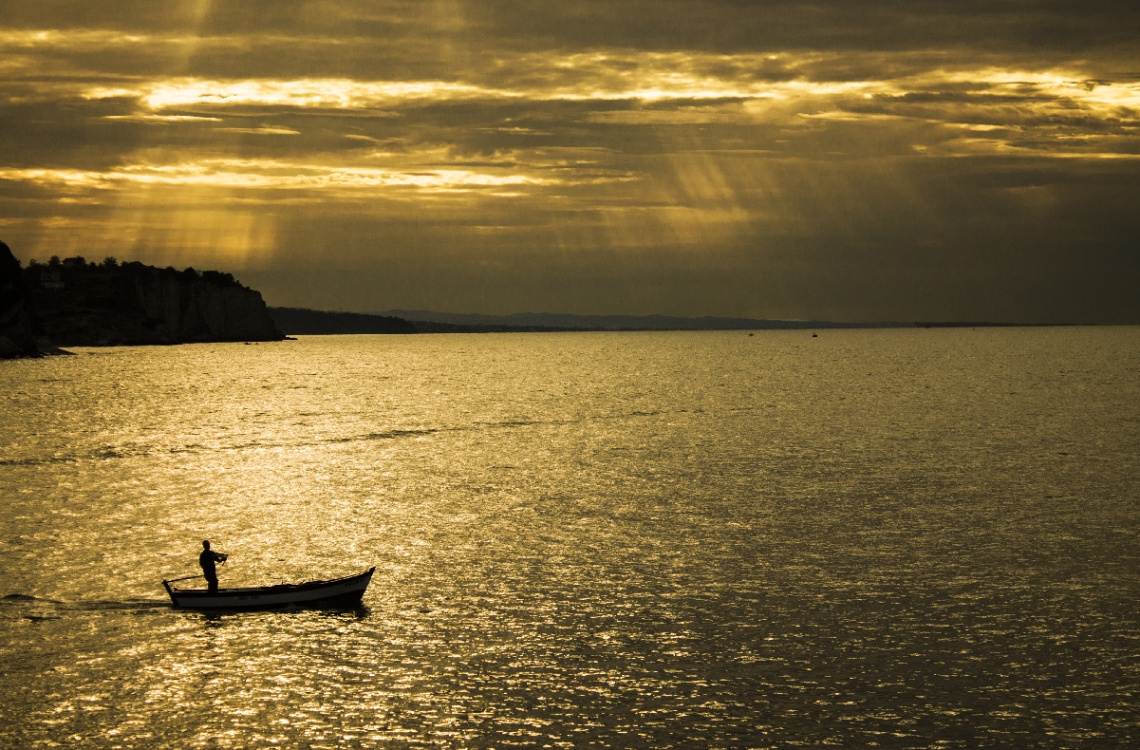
[2,248,285,355]
[126,268,287,344]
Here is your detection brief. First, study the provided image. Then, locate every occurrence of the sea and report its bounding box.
[1,328,1138,749]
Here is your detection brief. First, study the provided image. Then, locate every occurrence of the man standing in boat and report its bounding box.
[199,540,227,593]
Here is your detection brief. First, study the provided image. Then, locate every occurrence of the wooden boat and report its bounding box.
[163,567,374,610]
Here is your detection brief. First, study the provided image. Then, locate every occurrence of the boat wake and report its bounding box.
[1,593,171,620]
[75,599,172,611]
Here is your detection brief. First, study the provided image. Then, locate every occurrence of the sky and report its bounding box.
[1,1,1138,323]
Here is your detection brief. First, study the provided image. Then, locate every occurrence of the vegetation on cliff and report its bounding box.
[268,307,416,335]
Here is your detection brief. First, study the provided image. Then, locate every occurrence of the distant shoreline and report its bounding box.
[268,307,1089,336]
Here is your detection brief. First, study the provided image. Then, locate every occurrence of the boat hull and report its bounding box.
[163,567,374,610]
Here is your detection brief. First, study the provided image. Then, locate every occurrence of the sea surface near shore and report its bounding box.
[1,328,1138,748]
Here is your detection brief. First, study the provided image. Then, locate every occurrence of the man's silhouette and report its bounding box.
[199,540,227,593]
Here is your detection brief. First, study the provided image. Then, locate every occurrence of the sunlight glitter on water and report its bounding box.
[1,329,1139,747]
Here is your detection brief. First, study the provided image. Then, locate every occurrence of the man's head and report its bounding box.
[202,540,211,550]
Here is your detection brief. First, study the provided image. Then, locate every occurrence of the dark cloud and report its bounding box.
[1,1,1137,322]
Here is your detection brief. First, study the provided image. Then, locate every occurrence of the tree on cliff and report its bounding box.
[0,240,40,357]
[0,240,18,279]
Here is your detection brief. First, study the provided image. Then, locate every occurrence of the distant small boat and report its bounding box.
[163,567,374,610]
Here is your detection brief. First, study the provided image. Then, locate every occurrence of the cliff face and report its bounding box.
[0,242,38,357]
[19,258,285,348]
[131,272,285,343]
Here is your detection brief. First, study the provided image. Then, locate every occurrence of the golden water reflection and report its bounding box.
[1,330,1139,747]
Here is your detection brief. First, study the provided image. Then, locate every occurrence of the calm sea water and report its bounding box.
[1,329,1138,748]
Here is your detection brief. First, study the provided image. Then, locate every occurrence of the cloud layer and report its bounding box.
[2,1,1138,322]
